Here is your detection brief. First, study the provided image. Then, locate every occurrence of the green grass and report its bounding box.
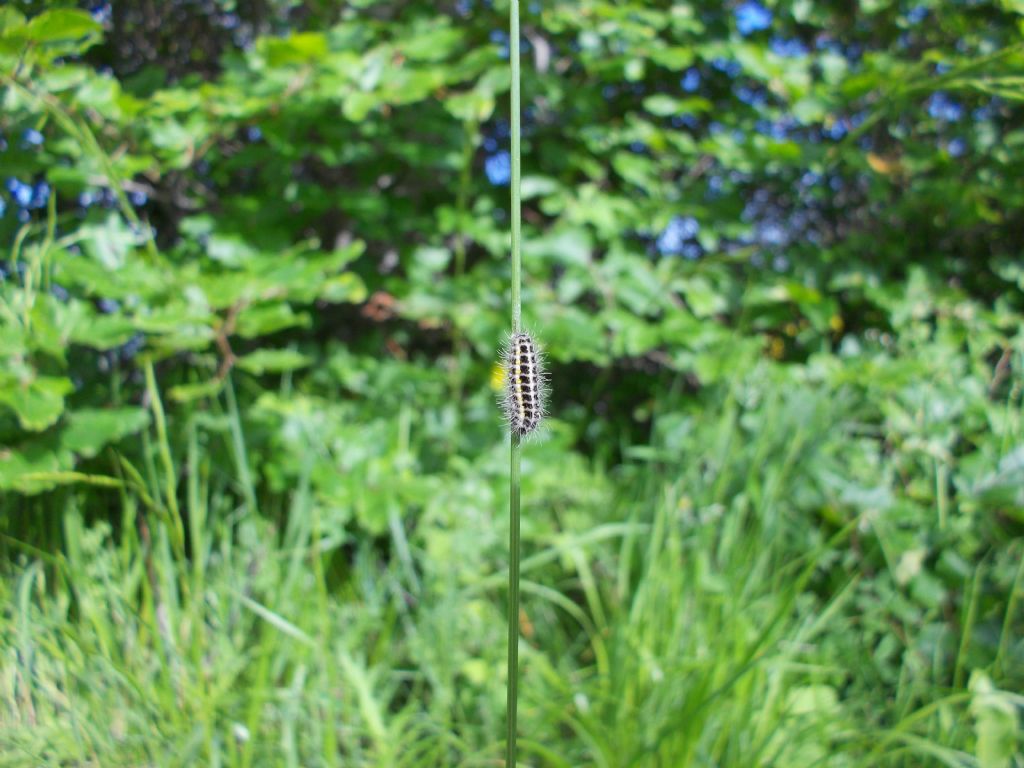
[2,357,1019,767]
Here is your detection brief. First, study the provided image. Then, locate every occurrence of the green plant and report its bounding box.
[1,2,1022,766]
[506,1,524,764]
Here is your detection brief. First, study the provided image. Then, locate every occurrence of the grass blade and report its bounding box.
[507,1,523,765]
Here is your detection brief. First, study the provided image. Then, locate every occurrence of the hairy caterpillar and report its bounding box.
[501,331,547,438]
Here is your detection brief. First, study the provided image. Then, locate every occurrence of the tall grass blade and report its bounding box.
[507,1,523,765]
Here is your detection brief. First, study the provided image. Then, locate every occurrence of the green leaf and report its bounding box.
[679,277,727,318]
[520,176,559,200]
[0,8,26,36]
[237,349,313,375]
[61,407,150,458]
[403,247,449,294]
[523,228,592,267]
[69,314,137,351]
[22,10,100,43]
[399,23,463,61]
[642,95,709,118]
[169,379,225,404]
[235,303,310,338]
[0,375,73,431]
[643,94,678,117]
[260,32,328,67]
[444,90,495,123]
[320,272,368,304]
[207,234,257,267]
[649,46,695,70]
[970,672,1018,768]
[0,436,72,493]
[79,214,141,270]
[343,91,379,122]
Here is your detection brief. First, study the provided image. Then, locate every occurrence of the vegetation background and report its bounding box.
[1,0,1022,765]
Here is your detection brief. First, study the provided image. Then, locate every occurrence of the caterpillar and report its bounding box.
[501,331,547,438]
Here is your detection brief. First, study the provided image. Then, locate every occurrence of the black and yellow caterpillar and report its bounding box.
[501,331,546,438]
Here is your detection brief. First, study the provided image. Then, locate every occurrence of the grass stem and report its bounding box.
[507,435,521,767]
[507,1,523,766]
[510,0,522,337]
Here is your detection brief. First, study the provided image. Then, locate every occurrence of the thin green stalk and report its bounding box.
[510,4,522,335]
[507,440,521,767]
[224,373,258,514]
[995,540,1024,677]
[143,358,187,570]
[309,475,341,767]
[507,1,523,766]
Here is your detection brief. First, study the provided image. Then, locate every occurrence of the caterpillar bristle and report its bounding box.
[500,331,547,439]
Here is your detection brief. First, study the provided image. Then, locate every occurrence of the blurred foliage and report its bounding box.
[0,0,1022,765]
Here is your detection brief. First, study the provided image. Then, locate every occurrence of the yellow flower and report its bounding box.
[490,361,506,392]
